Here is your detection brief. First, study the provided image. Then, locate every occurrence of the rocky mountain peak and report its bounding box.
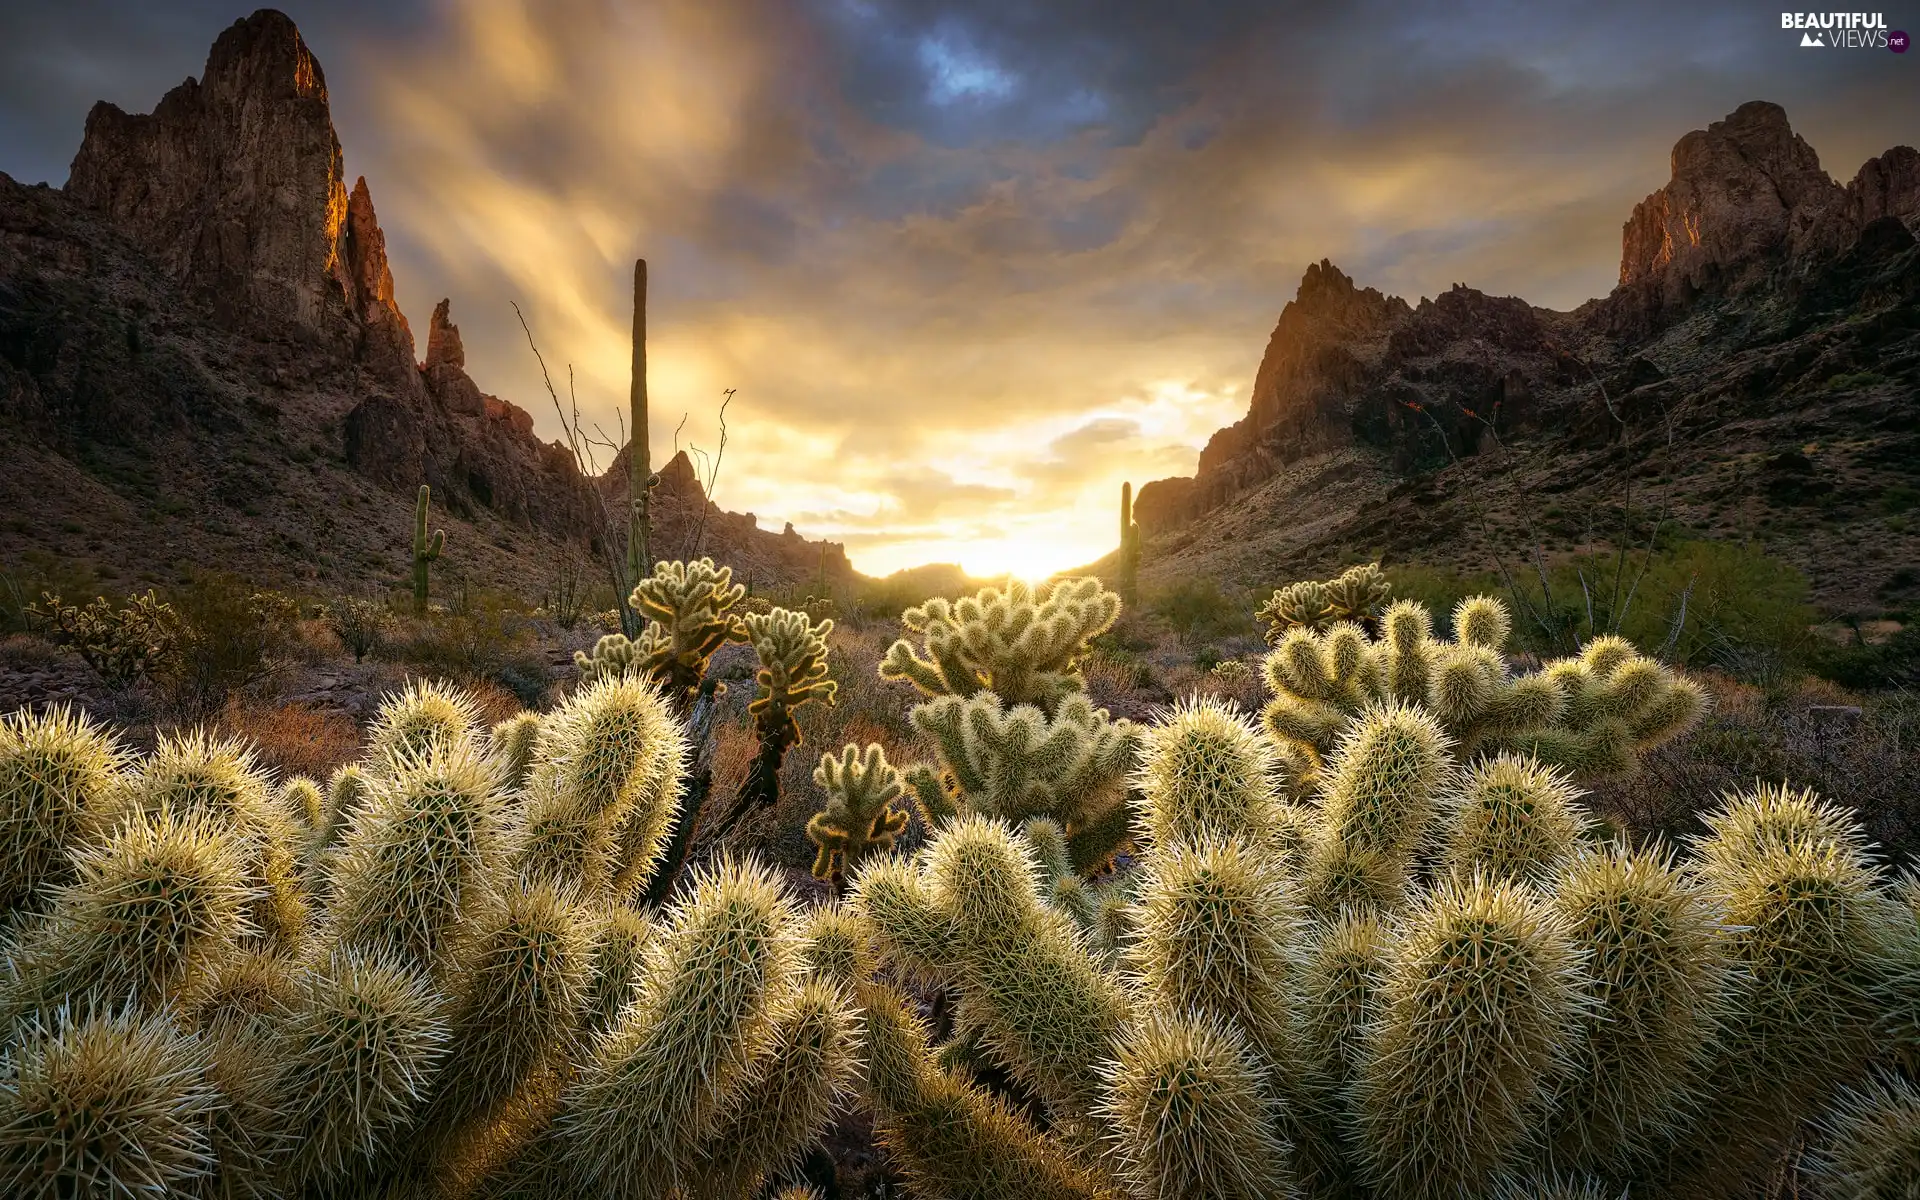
[66,9,353,340]
[1617,100,1853,312]
[425,298,466,371]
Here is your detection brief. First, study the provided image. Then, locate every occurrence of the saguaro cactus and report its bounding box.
[1119,481,1141,607]
[413,484,445,613]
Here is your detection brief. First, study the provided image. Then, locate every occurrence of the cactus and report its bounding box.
[489,712,544,792]
[426,880,596,1128]
[601,557,748,701]
[684,979,859,1200]
[553,857,802,1197]
[1256,562,1392,640]
[1124,837,1298,1071]
[1544,843,1733,1173]
[806,742,912,882]
[720,607,838,832]
[413,484,445,613]
[1438,753,1588,887]
[119,728,276,827]
[0,1005,222,1198]
[0,703,128,914]
[1802,1071,1920,1200]
[1876,871,1920,1073]
[1118,482,1141,607]
[276,948,451,1188]
[278,775,325,832]
[854,979,1120,1200]
[365,678,483,767]
[1133,695,1284,848]
[1099,1010,1297,1200]
[856,816,1132,1112]
[3,804,255,1021]
[1295,911,1391,1099]
[1671,792,1897,1192]
[316,763,374,855]
[1260,587,1705,784]
[1349,874,1585,1200]
[881,577,1121,714]
[326,740,508,978]
[584,904,655,1038]
[904,690,1138,837]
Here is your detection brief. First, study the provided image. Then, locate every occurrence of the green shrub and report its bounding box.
[1151,577,1252,646]
[155,574,303,719]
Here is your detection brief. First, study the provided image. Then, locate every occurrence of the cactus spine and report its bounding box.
[413,483,445,613]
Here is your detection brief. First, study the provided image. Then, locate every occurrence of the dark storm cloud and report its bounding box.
[1,0,1912,573]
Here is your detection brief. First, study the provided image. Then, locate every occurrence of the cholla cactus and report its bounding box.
[806,742,911,881]
[904,691,1138,838]
[1133,696,1284,848]
[1256,562,1392,641]
[1438,753,1588,887]
[278,776,325,832]
[551,858,814,1197]
[881,577,1120,714]
[488,712,544,791]
[579,558,747,701]
[1261,592,1705,785]
[0,703,128,914]
[1349,874,1585,1200]
[365,678,483,767]
[2,804,255,1021]
[736,608,838,818]
[0,1006,222,1198]
[1802,1071,1920,1200]
[326,740,508,978]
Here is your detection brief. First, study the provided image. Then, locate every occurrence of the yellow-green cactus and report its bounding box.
[364,678,483,767]
[579,558,747,701]
[0,703,129,915]
[0,1006,222,1198]
[1256,562,1391,640]
[806,742,912,881]
[1260,590,1706,784]
[903,690,1138,836]
[1802,1071,1920,1200]
[881,577,1121,714]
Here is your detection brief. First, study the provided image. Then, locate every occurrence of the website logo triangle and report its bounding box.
[1800,30,1826,46]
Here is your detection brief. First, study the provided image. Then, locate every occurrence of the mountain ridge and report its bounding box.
[1119,101,1920,615]
[0,8,854,598]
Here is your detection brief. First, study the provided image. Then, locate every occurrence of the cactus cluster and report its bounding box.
[6,572,1915,1200]
[0,670,849,1199]
[1257,562,1393,639]
[843,578,1140,875]
[574,558,747,702]
[1261,587,1706,787]
[844,688,1918,1200]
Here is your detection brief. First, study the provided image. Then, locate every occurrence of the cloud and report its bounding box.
[2,0,1914,576]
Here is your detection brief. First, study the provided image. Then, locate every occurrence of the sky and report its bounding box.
[2,1,1915,577]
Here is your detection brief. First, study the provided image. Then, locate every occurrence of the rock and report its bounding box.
[65,10,354,343]
[424,297,465,370]
[1847,144,1920,229]
[344,176,415,376]
[1616,101,1852,312]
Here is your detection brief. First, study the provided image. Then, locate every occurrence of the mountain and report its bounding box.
[1124,101,1920,614]
[0,8,853,599]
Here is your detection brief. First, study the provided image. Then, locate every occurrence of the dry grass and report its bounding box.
[215,697,362,783]
[1588,672,1920,867]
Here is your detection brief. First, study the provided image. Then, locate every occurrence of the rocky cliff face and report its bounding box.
[0,7,848,592]
[1127,101,1920,613]
[1136,102,1920,545]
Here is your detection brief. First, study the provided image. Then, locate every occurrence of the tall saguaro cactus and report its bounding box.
[413,485,444,614]
[1119,482,1140,606]
[625,259,652,636]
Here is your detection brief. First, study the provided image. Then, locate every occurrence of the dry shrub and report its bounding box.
[216,698,361,782]
[457,677,525,726]
[0,633,62,672]
[1082,652,1168,724]
[708,718,757,813]
[291,617,344,664]
[1588,672,1920,867]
